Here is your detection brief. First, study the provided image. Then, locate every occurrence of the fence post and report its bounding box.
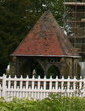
[83,77,85,96]
[2,74,6,98]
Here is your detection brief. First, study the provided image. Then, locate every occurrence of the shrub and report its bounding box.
[0,94,85,111]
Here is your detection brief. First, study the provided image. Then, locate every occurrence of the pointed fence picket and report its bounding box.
[0,74,85,100]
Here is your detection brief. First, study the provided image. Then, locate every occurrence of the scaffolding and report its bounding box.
[64,0,85,61]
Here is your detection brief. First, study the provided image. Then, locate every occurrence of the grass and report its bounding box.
[0,93,85,111]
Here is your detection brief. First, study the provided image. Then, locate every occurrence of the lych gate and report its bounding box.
[10,11,80,78]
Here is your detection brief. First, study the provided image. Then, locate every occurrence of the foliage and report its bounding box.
[0,0,64,74]
[0,94,85,111]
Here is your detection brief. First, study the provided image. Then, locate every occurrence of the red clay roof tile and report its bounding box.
[12,11,79,58]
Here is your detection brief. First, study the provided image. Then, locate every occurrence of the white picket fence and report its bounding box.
[0,74,85,100]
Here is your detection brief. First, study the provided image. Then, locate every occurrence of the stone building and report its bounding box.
[64,0,85,76]
[10,11,80,78]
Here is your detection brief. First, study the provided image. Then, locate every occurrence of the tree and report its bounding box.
[0,0,64,74]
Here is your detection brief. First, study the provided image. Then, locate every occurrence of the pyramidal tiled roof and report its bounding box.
[12,11,79,58]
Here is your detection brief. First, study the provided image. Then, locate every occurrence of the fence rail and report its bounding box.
[0,74,85,100]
